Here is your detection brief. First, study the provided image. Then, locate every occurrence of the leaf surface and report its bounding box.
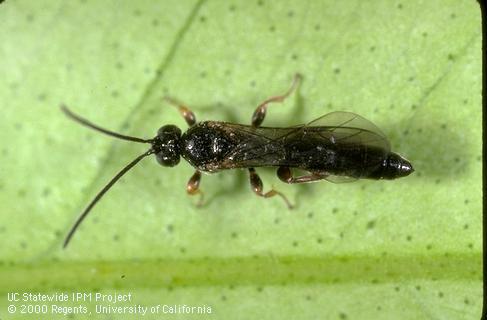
[0,1,481,319]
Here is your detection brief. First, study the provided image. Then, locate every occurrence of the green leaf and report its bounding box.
[0,0,481,319]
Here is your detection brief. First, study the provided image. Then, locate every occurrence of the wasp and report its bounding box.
[62,74,413,247]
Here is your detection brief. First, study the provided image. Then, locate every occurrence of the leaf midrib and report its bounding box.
[0,253,480,291]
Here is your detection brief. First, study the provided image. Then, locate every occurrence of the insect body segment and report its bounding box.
[153,125,182,167]
[62,74,413,248]
[179,118,412,180]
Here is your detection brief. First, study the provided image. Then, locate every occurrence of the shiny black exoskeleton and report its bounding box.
[152,119,413,180]
[61,74,413,248]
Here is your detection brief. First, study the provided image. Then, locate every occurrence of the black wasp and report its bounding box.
[62,74,413,247]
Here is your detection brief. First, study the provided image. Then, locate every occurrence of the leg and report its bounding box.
[248,168,293,209]
[277,166,328,184]
[164,97,197,127]
[251,73,302,127]
[186,170,204,206]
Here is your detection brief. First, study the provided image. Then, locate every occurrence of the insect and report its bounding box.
[62,74,413,248]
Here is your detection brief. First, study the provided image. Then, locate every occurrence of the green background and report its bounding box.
[0,0,481,319]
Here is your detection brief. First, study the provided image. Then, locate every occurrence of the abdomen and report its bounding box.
[282,137,387,177]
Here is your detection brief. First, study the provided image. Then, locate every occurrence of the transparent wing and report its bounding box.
[305,111,390,151]
[324,175,358,184]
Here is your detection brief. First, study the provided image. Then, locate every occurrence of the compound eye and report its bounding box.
[156,152,180,167]
[157,125,181,137]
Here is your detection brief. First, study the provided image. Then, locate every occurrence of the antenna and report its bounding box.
[61,106,154,248]
[63,150,153,248]
[61,105,152,143]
